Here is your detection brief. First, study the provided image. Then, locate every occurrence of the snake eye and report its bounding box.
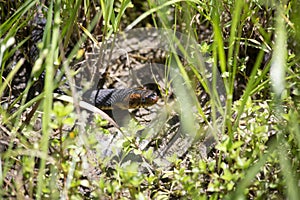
[147,93,157,101]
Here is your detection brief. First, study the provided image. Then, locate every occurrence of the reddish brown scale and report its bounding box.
[128,89,159,109]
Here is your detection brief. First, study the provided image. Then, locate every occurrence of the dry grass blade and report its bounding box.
[53,93,120,129]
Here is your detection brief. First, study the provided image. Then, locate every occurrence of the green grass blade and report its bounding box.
[0,0,38,37]
[36,0,59,198]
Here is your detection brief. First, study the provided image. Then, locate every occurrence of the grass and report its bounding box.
[1,0,300,199]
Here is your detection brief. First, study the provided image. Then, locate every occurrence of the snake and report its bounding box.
[87,87,159,110]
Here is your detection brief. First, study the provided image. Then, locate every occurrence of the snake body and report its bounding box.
[87,88,159,110]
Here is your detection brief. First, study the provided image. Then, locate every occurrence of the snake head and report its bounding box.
[128,89,159,109]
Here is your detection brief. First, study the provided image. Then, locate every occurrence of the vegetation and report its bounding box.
[0,0,300,199]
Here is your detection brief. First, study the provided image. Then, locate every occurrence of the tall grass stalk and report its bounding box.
[36,1,57,198]
[270,4,299,200]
